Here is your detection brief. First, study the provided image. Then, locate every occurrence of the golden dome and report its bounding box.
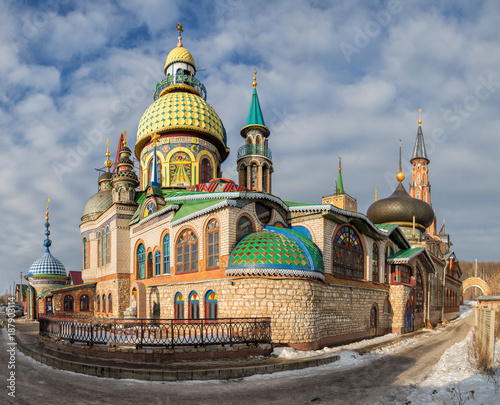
[135,91,226,158]
[164,46,196,72]
[396,171,405,182]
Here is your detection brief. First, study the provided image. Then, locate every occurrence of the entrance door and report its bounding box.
[370,306,378,337]
[404,291,414,333]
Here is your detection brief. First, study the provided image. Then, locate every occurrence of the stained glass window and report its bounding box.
[385,246,394,284]
[176,229,198,273]
[200,158,212,183]
[80,295,90,311]
[332,226,364,279]
[189,291,199,320]
[64,295,74,312]
[137,244,145,279]
[163,234,170,275]
[205,290,218,319]
[392,264,411,284]
[144,200,156,218]
[207,219,219,269]
[174,292,184,319]
[155,251,161,276]
[415,270,424,312]
[372,243,379,282]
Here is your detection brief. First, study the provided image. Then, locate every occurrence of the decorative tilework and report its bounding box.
[28,251,67,277]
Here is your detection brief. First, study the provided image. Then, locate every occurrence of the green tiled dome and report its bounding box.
[226,226,324,280]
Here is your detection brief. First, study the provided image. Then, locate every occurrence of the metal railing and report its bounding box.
[39,316,271,349]
[154,74,207,101]
[237,144,272,160]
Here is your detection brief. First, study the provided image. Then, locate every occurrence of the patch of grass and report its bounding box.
[468,328,491,373]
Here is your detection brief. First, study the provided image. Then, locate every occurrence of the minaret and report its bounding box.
[409,110,436,234]
[112,130,139,204]
[237,69,273,193]
[322,157,357,211]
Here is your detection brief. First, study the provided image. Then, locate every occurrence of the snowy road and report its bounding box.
[0,311,481,405]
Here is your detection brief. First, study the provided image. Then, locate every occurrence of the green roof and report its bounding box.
[337,168,344,194]
[283,200,315,207]
[387,247,424,262]
[171,199,225,222]
[246,88,266,127]
[375,224,398,232]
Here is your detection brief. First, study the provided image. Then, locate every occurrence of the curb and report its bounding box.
[14,333,340,381]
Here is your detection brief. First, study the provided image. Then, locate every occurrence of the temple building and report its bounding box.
[27,25,463,349]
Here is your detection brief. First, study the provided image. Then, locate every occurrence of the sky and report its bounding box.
[1,0,499,292]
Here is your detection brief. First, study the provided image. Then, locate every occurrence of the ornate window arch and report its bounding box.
[236,215,254,242]
[80,294,90,312]
[205,290,218,319]
[200,158,212,183]
[82,237,88,269]
[372,243,379,282]
[174,292,184,319]
[63,295,74,312]
[137,243,146,279]
[206,219,220,269]
[155,250,161,276]
[189,291,199,320]
[163,234,170,275]
[175,229,198,273]
[332,226,364,279]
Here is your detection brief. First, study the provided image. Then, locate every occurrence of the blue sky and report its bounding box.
[1,0,499,292]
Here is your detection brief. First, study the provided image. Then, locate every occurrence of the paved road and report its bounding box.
[0,313,474,405]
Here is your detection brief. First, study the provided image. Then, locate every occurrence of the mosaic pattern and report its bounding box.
[137,92,225,147]
[333,226,363,251]
[28,251,67,277]
[165,46,196,69]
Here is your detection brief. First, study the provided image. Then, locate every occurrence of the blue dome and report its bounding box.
[28,251,67,277]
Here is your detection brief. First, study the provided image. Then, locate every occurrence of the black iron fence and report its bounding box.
[39,316,271,349]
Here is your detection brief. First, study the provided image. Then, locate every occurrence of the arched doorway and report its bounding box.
[404,290,414,333]
[370,305,378,337]
[461,277,491,297]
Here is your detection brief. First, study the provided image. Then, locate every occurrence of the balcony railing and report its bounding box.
[39,316,271,349]
[237,144,272,160]
[154,74,207,101]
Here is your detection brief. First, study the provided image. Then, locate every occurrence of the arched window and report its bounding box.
[97,294,100,312]
[147,252,153,278]
[82,237,88,269]
[416,190,420,199]
[137,244,145,279]
[385,246,394,284]
[189,291,199,320]
[163,234,170,275]
[155,251,161,276]
[63,295,74,312]
[200,158,212,183]
[372,243,379,282]
[108,293,112,313]
[205,290,217,319]
[332,226,364,279]
[144,200,157,218]
[176,229,198,273]
[206,219,220,269]
[251,162,258,190]
[102,294,106,313]
[97,232,102,267]
[236,216,254,242]
[174,293,184,319]
[80,295,90,311]
[105,227,110,264]
[148,155,162,185]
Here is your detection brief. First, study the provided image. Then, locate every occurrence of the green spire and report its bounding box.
[336,157,344,195]
[245,84,266,127]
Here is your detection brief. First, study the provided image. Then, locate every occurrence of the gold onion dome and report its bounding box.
[135,91,226,159]
[164,47,196,73]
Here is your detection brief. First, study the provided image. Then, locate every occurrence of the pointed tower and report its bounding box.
[322,158,357,211]
[112,130,139,204]
[409,110,436,234]
[28,198,69,300]
[237,70,273,193]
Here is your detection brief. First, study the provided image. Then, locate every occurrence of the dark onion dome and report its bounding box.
[366,182,434,229]
[82,190,113,223]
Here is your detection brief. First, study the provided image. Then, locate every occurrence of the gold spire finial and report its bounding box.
[252,69,257,89]
[104,138,112,168]
[176,23,184,47]
[418,108,422,126]
[122,130,127,147]
[151,132,160,147]
[338,156,342,171]
[375,187,378,201]
[396,138,405,182]
[46,197,50,221]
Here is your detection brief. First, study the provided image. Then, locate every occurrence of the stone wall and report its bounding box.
[147,277,390,349]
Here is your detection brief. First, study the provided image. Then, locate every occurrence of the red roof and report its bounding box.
[68,271,83,285]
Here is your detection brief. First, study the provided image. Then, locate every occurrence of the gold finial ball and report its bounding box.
[396,171,405,182]
[418,118,422,125]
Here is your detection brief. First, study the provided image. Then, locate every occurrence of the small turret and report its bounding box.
[112,130,139,204]
[322,157,357,211]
